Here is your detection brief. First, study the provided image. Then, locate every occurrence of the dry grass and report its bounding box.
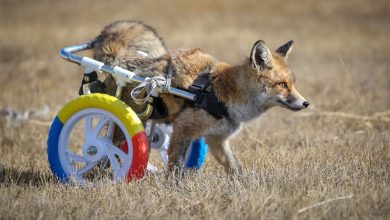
[0,0,389,219]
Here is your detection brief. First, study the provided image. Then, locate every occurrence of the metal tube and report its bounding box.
[60,42,197,101]
[60,41,93,64]
[137,104,154,120]
[147,120,157,144]
[115,86,123,99]
[168,88,197,101]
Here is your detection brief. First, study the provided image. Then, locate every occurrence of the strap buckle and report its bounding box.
[189,73,211,92]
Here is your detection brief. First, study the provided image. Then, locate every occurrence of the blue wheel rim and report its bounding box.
[47,116,68,182]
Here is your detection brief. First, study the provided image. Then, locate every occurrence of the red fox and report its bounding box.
[93,20,309,174]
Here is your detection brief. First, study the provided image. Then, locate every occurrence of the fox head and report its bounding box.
[246,40,309,112]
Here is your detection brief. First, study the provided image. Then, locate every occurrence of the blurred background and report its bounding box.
[0,0,389,113]
[0,0,389,218]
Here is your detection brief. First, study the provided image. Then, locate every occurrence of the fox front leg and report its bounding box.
[206,135,242,175]
[167,108,212,175]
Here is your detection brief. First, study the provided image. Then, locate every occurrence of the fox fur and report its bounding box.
[93,20,309,174]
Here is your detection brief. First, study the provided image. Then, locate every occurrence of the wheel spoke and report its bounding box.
[67,151,87,163]
[75,161,98,176]
[106,143,128,161]
[85,115,93,140]
[158,148,169,165]
[107,152,124,181]
[106,121,115,139]
[92,117,110,137]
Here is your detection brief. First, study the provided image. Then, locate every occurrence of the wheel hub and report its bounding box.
[82,139,107,162]
[87,145,98,156]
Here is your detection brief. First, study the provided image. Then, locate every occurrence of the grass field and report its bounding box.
[0,0,389,219]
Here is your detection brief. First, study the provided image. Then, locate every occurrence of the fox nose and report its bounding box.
[303,101,310,108]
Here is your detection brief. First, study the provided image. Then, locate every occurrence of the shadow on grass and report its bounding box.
[0,165,56,187]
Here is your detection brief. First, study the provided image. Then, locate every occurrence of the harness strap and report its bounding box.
[187,73,229,119]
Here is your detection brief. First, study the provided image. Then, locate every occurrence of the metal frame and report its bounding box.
[60,41,197,101]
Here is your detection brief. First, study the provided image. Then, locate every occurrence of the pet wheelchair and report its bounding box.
[47,41,208,183]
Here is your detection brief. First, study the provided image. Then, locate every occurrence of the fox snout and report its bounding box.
[277,89,309,111]
[291,89,309,109]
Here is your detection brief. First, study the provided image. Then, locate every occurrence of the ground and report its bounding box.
[0,0,389,219]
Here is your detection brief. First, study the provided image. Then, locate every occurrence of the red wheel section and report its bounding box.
[120,131,149,181]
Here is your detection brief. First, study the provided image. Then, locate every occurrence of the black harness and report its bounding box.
[149,72,229,120]
[185,73,229,119]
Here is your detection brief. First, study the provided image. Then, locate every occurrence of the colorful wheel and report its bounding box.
[47,94,148,183]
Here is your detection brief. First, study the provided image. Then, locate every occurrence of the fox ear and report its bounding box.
[276,40,294,59]
[250,40,272,71]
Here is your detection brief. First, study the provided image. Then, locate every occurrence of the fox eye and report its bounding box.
[278,82,288,89]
